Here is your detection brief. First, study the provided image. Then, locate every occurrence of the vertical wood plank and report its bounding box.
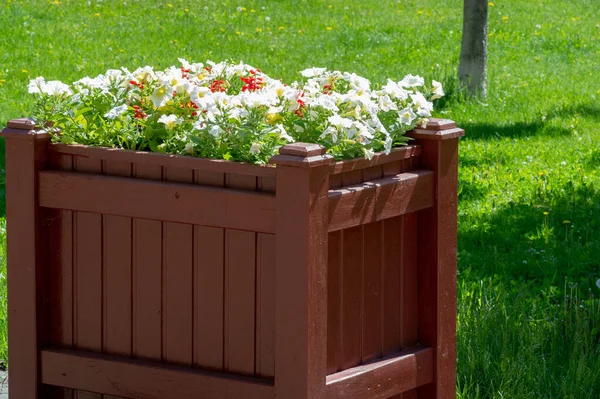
[361,222,383,363]
[102,161,132,399]
[255,233,276,377]
[162,167,194,366]
[340,169,364,370]
[73,156,103,399]
[382,216,402,356]
[271,145,333,399]
[132,163,163,361]
[341,225,363,370]
[326,231,342,375]
[2,123,50,399]
[402,212,419,349]
[225,229,256,375]
[193,225,224,371]
[48,154,75,399]
[411,128,462,399]
[224,174,257,375]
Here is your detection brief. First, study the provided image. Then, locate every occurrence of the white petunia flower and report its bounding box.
[28,77,46,94]
[410,92,433,117]
[328,114,353,130]
[158,114,182,130]
[301,67,327,77]
[400,74,425,88]
[208,124,224,137]
[431,80,445,100]
[362,147,375,160]
[249,142,261,155]
[30,78,73,96]
[151,84,174,108]
[185,142,194,154]
[398,107,417,125]
[274,124,294,142]
[596,279,600,289]
[104,104,128,119]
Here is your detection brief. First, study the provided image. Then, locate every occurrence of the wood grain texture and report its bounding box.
[326,231,342,375]
[162,167,194,366]
[132,160,163,363]
[361,222,383,364]
[272,144,333,399]
[256,233,276,377]
[326,346,433,399]
[39,170,276,234]
[72,156,103,399]
[41,349,275,399]
[49,143,275,177]
[415,135,460,399]
[330,146,421,175]
[328,171,434,232]
[193,169,225,371]
[3,129,50,399]
[48,154,75,399]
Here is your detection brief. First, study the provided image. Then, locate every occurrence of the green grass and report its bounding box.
[1,0,600,395]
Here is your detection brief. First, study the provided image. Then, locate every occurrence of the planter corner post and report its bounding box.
[1,119,51,398]
[270,143,334,399]
[408,119,464,399]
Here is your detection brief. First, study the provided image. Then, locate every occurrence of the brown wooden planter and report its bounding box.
[1,117,463,399]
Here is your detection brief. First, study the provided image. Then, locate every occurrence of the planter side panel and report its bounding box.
[47,154,276,398]
[327,157,420,399]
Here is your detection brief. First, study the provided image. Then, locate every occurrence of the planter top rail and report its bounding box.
[2,117,460,178]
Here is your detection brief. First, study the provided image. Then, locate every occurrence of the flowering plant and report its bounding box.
[28,59,444,164]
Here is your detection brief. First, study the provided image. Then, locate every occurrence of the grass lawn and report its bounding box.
[1,0,600,396]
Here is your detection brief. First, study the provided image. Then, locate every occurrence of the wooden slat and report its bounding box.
[49,143,276,177]
[162,167,194,366]
[326,231,342,374]
[40,349,274,399]
[193,225,225,370]
[382,216,402,356]
[193,170,225,371]
[72,157,103,399]
[132,163,163,362]
[271,144,333,399]
[255,234,276,377]
[102,160,133,399]
[225,227,256,375]
[326,346,433,399]
[3,129,50,399]
[341,226,363,370]
[361,222,383,364]
[330,145,421,175]
[328,171,434,232]
[39,170,276,234]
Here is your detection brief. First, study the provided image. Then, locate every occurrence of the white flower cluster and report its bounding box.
[28,60,444,163]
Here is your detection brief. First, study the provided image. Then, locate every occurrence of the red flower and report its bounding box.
[210,79,227,92]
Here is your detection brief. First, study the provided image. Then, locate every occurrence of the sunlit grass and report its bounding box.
[1,0,599,395]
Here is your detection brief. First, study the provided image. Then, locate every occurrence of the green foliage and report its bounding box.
[1,0,600,393]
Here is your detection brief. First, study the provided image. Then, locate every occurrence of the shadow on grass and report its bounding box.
[458,121,572,141]
[458,181,600,286]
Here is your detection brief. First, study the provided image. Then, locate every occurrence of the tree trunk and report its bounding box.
[459,0,488,98]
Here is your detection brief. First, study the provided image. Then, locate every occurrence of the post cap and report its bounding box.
[407,118,464,141]
[7,118,37,130]
[269,143,333,168]
[1,118,49,139]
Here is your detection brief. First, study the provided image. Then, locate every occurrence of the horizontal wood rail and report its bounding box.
[39,171,276,234]
[329,145,421,175]
[328,170,434,232]
[41,348,274,399]
[326,346,433,399]
[49,143,276,177]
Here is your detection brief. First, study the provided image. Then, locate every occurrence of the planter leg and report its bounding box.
[270,144,334,399]
[409,121,464,399]
[2,119,51,398]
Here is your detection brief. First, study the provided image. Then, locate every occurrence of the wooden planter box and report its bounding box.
[1,117,463,399]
